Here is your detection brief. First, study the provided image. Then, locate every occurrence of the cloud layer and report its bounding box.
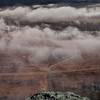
[0,5,100,23]
[0,5,100,66]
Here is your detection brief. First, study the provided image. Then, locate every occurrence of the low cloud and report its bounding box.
[0,5,100,65]
[0,5,100,23]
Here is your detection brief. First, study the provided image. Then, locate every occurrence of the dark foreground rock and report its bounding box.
[26,91,90,100]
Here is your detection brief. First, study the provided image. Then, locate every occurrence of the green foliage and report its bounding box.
[26,91,90,100]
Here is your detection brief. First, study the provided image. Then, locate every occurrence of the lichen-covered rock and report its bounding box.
[26,91,90,100]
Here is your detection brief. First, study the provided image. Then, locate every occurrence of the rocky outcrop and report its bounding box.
[26,91,90,100]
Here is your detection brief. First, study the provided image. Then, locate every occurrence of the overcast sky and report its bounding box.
[0,0,100,6]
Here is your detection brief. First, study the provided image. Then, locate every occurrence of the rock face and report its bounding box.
[26,91,90,100]
[0,52,100,100]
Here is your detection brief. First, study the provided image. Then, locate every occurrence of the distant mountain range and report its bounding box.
[0,0,100,7]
